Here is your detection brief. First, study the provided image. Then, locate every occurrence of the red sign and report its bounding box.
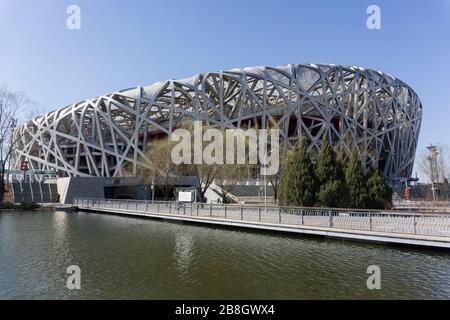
[20,160,29,171]
[404,188,412,199]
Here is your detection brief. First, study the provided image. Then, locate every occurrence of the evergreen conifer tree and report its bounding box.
[365,168,393,209]
[278,141,317,206]
[345,152,368,208]
[315,140,349,207]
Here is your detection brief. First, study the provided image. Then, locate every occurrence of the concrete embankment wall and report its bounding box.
[78,205,450,250]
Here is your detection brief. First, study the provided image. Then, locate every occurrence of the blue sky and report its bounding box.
[1,0,449,176]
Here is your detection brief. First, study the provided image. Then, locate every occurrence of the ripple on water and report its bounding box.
[0,211,449,299]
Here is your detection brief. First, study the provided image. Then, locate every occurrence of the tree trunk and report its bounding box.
[198,188,206,202]
[0,181,4,203]
[0,163,5,203]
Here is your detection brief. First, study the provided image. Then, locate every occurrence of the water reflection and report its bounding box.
[52,211,68,241]
[174,232,194,275]
[0,211,449,299]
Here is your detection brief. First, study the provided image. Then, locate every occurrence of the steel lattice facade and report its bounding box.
[12,64,422,181]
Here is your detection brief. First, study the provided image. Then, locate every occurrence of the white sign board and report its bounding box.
[178,191,192,202]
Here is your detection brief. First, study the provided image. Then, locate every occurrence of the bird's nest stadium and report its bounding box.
[12,63,422,182]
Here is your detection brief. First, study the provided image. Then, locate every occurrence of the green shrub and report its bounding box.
[0,202,40,210]
[0,202,16,209]
[17,203,40,210]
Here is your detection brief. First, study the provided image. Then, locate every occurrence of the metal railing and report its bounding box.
[73,198,450,238]
[394,199,450,210]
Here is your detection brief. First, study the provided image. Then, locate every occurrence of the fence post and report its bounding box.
[210,205,212,217]
[146,201,149,212]
[329,210,333,227]
[279,209,281,223]
[224,206,227,219]
[157,202,160,213]
[241,207,243,220]
[369,212,373,231]
[413,213,417,234]
[301,209,304,225]
[169,202,172,214]
[258,208,261,222]
[196,204,199,216]
[183,205,185,215]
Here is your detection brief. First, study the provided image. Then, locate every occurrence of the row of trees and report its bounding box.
[132,130,249,202]
[0,85,40,202]
[278,141,393,209]
[131,119,393,209]
[137,133,392,209]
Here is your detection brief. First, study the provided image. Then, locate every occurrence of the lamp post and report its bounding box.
[264,165,267,214]
[427,144,439,201]
[260,153,268,215]
[151,174,155,203]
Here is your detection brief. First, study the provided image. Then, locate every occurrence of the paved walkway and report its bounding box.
[77,201,450,249]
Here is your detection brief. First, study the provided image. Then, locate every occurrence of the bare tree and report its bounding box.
[185,163,218,202]
[418,144,449,184]
[266,147,289,203]
[0,85,37,202]
[175,122,220,202]
[213,164,248,203]
[418,151,432,184]
[133,134,219,202]
[134,138,180,200]
[436,145,449,183]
